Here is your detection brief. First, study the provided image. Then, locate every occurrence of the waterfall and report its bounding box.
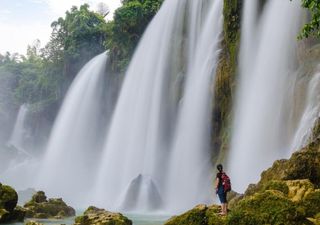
[166,0,223,211]
[1,104,36,190]
[37,52,112,205]
[291,71,320,150]
[8,104,30,154]
[94,0,223,213]
[228,0,303,192]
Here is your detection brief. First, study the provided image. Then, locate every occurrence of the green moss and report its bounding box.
[300,190,320,217]
[164,205,226,225]
[249,138,320,192]
[74,206,132,225]
[25,220,44,225]
[212,0,242,160]
[263,180,289,195]
[0,183,18,212]
[228,190,308,225]
[24,191,75,219]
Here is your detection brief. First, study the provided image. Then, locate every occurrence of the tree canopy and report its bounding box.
[297,0,320,39]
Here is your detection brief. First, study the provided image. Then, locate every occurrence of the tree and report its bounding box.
[295,0,320,39]
[42,4,108,81]
[96,2,110,18]
[106,0,164,72]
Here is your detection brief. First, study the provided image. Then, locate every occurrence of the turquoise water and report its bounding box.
[3,213,170,225]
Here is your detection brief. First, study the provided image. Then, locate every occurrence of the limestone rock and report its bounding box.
[164,204,226,225]
[24,191,75,219]
[25,220,44,225]
[228,190,308,225]
[74,206,132,225]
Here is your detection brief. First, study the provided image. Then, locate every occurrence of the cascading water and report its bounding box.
[94,0,223,213]
[1,104,37,190]
[291,70,320,150]
[166,0,223,211]
[37,52,112,205]
[228,0,303,192]
[8,104,30,154]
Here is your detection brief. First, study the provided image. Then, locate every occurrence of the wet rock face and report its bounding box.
[0,183,25,223]
[120,174,162,211]
[74,206,132,225]
[24,191,75,219]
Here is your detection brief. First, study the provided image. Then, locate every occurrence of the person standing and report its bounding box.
[215,164,230,215]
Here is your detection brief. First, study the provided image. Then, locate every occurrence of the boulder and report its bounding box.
[227,190,308,225]
[74,206,132,225]
[25,220,44,225]
[0,183,25,223]
[24,191,75,219]
[164,204,226,225]
[0,183,18,212]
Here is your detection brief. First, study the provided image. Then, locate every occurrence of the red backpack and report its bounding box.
[221,172,231,192]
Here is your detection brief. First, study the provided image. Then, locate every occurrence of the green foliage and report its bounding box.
[294,0,320,39]
[42,4,108,80]
[106,0,164,72]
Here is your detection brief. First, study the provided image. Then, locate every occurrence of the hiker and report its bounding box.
[215,164,231,215]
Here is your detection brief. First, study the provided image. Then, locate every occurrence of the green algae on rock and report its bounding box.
[164,204,226,225]
[74,206,132,225]
[25,220,44,225]
[0,183,18,212]
[0,183,26,223]
[227,190,309,225]
[24,191,75,219]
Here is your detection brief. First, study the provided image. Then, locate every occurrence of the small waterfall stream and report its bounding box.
[8,104,30,153]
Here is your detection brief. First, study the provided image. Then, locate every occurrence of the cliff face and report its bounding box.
[212,0,242,162]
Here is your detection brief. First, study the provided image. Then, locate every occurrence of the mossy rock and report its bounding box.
[0,206,25,223]
[246,138,320,194]
[0,208,10,223]
[300,189,320,218]
[263,180,290,195]
[74,206,132,225]
[308,212,320,224]
[24,191,75,219]
[25,220,44,225]
[227,190,309,225]
[164,204,226,225]
[31,191,47,203]
[286,179,315,202]
[0,183,18,212]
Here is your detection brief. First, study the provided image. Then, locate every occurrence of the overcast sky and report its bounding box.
[0,0,122,55]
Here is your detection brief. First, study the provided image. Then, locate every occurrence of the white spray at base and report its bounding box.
[228,0,303,192]
[94,0,223,213]
[37,52,110,205]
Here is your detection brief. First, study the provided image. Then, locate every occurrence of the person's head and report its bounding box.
[217,164,223,172]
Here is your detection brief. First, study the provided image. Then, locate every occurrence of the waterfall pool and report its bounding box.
[2,213,170,225]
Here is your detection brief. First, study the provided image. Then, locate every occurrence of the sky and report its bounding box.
[0,0,122,55]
